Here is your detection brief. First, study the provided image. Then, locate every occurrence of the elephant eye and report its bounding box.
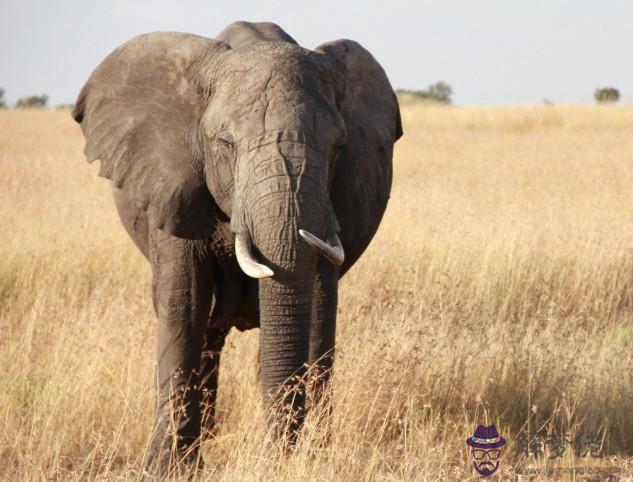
[333,130,347,158]
[218,132,235,149]
[329,143,345,175]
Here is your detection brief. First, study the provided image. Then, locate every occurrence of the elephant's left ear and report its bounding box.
[316,39,402,271]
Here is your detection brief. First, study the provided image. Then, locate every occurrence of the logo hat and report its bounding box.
[466,424,507,449]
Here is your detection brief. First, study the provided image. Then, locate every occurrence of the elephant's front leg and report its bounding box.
[308,257,338,407]
[146,229,213,475]
[199,324,228,437]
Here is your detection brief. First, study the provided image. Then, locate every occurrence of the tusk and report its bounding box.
[298,229,345,266]
[235,233,274,279]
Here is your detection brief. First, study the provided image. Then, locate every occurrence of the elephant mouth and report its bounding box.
[234,230,343,279]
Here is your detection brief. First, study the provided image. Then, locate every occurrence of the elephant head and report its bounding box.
[73,22,401,440]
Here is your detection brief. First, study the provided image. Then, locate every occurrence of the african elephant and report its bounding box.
[72,21,401,474]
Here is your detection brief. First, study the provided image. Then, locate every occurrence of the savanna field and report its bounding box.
[1,103,633,480]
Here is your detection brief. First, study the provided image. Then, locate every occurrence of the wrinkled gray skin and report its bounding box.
[73,21,401,475]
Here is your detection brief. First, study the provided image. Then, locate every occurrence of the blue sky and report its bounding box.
[1,0,631,106]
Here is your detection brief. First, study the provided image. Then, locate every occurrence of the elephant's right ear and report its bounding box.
[72,32,229,239]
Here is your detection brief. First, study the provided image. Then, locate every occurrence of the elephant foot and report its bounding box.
[265,401,306,451]
[144,437,204,481]
[143,454,203,481]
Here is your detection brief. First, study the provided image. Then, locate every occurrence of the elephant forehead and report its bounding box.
[231,42,317,69]
[242,130,327,181]
[244,129,324,155]
[212,70,322,127]
[221,44,327,94]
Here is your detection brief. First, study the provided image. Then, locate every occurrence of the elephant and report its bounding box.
[72,21,402,474]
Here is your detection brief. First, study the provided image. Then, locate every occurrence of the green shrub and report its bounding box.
[594,87,620,104]
[397,81,453,105]
[15,94,48,109]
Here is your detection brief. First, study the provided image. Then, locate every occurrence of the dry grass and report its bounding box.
[1,104,633,480]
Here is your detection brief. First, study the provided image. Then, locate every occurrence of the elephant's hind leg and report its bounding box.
[146,228,214,476]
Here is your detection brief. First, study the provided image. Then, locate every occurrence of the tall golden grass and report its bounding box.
[1,104,633,480]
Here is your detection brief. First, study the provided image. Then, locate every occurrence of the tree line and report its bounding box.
[0,89,71,109]
[394,83,622,105]
[0,86,624,108]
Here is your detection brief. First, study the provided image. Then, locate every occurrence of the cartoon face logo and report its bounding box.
[466,424,506,477]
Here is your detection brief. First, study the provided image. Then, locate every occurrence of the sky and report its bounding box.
[1,0,631,106]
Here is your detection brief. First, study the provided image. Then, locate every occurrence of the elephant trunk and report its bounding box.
[252,187,320,440]
[231,132,335,439]
[258,269,313,438]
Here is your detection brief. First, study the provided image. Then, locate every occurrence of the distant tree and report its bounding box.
[16,94,48,109]
[594,87,620,104]
[0,88,6,108]
[56,103,75,110]
[425,81,452,104]
[396,81,453,105]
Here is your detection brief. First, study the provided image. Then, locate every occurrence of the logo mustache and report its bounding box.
[476,461,495,469]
